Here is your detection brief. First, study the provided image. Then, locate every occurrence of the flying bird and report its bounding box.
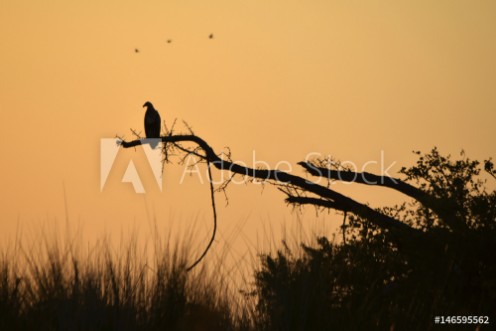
[134,48,140,53]
[167,39,172,43]
[143,101,161,148]
[209,33,214,39]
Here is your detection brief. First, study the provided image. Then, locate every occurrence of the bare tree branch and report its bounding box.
[297,161,468,231]
[284,196,414,234]
[119,135,421,241]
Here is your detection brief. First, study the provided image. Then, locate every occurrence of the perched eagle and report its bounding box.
[143,101,161,148]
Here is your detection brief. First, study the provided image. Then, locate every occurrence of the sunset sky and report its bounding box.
[1,0,495,265]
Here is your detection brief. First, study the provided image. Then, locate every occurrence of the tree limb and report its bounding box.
[285,196,415,235]
[119,136,421,240]
[297,161,467,231]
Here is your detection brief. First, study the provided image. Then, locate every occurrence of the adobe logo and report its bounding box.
[100,138,162,193]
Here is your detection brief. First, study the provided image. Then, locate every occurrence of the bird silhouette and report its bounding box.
[167,39,172,43]
[143,101,161,148]
[134,48,140,53]
[209,33,214,39]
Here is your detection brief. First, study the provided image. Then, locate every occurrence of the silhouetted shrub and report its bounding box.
[253,149,496,330]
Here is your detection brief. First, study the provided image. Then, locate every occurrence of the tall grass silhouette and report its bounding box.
[1,210,494,330]
[0,225,254,331]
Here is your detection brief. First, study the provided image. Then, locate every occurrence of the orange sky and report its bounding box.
[1,1,495,266]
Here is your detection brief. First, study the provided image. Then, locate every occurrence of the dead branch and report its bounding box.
[119,135,422,242]
[297,161,467,231]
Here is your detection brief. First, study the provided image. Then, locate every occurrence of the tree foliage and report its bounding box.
[254,148,496,330]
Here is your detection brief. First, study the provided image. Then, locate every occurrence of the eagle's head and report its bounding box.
[143,101,153,109]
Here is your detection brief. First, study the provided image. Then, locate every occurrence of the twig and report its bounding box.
[130,128,142,139]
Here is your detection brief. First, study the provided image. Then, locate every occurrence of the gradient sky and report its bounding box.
[1,1,495,264]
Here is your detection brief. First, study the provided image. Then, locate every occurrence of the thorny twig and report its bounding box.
[130,128,142,139]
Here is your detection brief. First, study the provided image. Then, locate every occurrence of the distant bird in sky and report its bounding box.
[134,48,140,53]
[143,101,161,148]
[167,39,172,43]
[209,33,214,39]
